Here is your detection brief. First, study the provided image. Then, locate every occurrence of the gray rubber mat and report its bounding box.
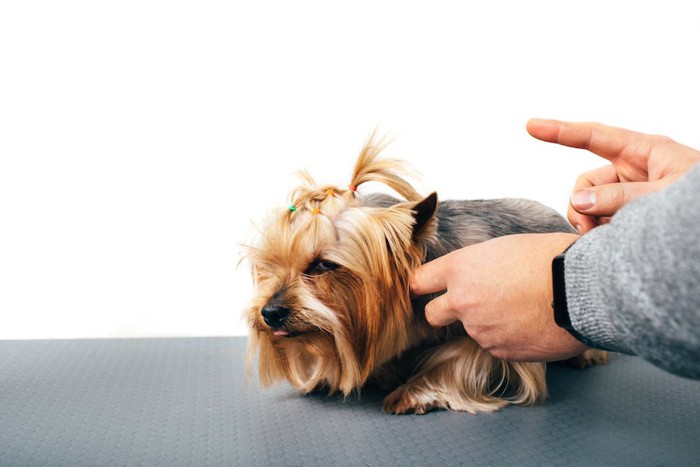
[1,337,698,466]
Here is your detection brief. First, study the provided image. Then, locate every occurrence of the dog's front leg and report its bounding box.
[382,337,546,415]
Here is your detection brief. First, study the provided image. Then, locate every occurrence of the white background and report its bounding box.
[1,1,698,339]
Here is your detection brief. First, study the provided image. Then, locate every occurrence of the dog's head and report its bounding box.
[244,133,438,395]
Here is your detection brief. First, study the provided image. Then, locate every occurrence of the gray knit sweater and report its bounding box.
[565,163,700,379]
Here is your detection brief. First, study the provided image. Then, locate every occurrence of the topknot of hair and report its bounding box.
[288,129,421,220]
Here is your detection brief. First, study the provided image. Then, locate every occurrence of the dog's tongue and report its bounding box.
[273,330,290,336]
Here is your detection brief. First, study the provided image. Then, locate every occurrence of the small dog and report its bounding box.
[244,133,606,414]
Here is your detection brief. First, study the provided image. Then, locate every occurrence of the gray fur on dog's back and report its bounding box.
[363,193,575,262]
[431,198,575,258]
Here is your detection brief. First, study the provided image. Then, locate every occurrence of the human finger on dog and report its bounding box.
[409,255,448,297]
[412,233,586,362]
[411,254,457,327]
[422,294,459,328]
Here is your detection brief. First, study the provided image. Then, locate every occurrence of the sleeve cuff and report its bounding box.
[564,228,631,353]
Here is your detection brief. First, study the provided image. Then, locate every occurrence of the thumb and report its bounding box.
[570,181,665,217]
[424,292,458,328]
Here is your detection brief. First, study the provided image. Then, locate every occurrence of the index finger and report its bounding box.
[526,118,651,163]
[410,254,449,296]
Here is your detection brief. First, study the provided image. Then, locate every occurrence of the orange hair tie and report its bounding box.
[312,207,321,215]
[326,189,335,197]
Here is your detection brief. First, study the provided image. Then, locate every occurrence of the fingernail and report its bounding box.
[571,190,596,210]
[574,224,583,234]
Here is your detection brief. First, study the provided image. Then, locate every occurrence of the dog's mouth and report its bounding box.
[266,323,309,338]
[268,324,320,339]
[272,329,300,338]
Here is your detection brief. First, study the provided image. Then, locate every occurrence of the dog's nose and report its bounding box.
[261,305,290,328]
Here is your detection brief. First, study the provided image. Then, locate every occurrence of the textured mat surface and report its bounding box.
[1,337,699,466]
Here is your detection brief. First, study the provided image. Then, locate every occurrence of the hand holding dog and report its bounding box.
[411,232,587,363]
[527,119,700,234]
[414,119,700,364]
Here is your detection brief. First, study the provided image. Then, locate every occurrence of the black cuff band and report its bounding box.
[551,242,586,341]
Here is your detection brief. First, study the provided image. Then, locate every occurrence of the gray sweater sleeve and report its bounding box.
[565,163,700,379]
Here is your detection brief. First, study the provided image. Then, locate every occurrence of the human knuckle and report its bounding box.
[653,134,675,146]
[606,187,626,206]
[443,256,458,276]
[574,173,590,188]
[490,348,509,360]
[446,293,469,312]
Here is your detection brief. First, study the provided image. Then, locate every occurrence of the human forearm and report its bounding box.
[565,164,700,378]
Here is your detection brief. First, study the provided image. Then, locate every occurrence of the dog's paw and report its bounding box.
[558,349,610,369]
[382,386,437,415]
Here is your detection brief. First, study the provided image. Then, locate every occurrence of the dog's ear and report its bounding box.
[411,192,438,242]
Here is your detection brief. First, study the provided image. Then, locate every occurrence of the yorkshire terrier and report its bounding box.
[244,133,606,415]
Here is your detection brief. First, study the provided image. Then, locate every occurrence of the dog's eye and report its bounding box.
[305,259,339,275]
